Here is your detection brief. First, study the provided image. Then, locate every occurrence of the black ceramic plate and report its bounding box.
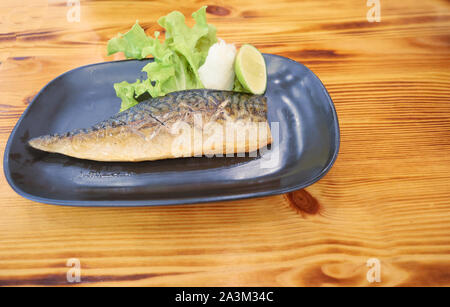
[4,54,339,207]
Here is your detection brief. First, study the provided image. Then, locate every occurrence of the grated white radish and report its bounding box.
[198,39,236,91]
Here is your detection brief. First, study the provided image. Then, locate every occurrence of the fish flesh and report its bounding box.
[28,90,272,162]
[29,90,272,161]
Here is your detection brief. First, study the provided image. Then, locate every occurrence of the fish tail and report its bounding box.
[28,134,65,153]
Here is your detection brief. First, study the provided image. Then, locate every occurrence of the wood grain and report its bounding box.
[0,0,450,286]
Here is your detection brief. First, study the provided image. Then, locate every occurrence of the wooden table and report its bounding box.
[1,0,449,287]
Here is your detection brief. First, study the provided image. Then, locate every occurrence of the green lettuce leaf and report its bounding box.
[107,7,218,111]
[233,78,248,93]
[107,22,151,59]
[114,81,140,112]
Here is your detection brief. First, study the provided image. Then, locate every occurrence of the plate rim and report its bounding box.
[3,54,340,207]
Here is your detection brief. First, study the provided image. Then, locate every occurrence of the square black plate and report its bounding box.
[4,54,339,207]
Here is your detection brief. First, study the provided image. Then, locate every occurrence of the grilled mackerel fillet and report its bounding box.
[28,90,272,162]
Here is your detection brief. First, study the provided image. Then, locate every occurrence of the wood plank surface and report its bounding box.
[0,0,449,286]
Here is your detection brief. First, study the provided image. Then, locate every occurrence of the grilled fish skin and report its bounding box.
[28,90,272,162]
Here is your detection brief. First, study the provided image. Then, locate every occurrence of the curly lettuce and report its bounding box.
[107,7,217,111]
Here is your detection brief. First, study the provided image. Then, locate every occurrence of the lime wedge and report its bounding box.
[234,44,267,95]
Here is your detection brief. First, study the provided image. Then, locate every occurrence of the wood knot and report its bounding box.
[206,5,230,16]
[286,189,320,215]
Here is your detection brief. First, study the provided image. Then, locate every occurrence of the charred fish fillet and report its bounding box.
[29,90,272,162]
